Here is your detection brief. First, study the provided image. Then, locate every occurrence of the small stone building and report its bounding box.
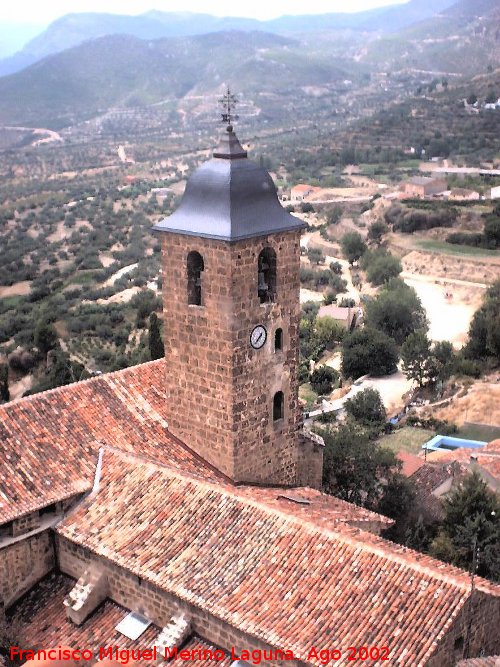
[403,176,448,197]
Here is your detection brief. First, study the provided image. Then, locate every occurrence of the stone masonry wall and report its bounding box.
[1,531,54,607]
[427,590,500,666]
[296,434,323,490]
[57,537,299,667]
[12,513,41,537]
[161,230,303,485]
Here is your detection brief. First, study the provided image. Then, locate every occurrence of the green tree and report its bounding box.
[345,388,386,430]
[25,350,88,396]
[484,217,500,247]
[341,327,399,379]
[433,340,454,366]
[464,280,500,362]
[365,254,402,286]
[301,202,314,213]
[485,91,497,104]
[310,366,338,395]
[430,473,500,582]
[401,330,441,387]
[340,232,367,265]
[322,422,398,507]
[315,316,345,350]
[0,363,9,403]
[433,340,455,380]
[34,321,58,358]
[466,93,477,105]
[377,473,415,523]
[148,312,165,360]
[326,206,342,225]
[404,514,434,552]
[307,247,325,265]
[365,280,427,346]
[367,220,388,245]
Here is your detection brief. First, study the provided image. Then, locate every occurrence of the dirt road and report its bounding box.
[403,274,483,348]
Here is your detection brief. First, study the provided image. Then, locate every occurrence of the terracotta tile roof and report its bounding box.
[0,360,221,522]
[410,461,467,522]
[397,450,425,477]
[11,572,230,667]
[57,450,500,667]
[317,305,356,321]
[239,485,393,530]
[456,658,500,666]
[291,184,314,193]
[433,440,500,482]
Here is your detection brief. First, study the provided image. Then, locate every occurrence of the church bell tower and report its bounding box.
[153,91,307,485]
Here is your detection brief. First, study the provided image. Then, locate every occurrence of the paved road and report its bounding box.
[306,369,413,419]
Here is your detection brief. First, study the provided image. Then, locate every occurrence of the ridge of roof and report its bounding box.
[60,449,500,596]
[0,358,164,409]
[0,360,222,523]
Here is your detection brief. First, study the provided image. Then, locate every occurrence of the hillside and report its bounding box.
[0,31,351,128]
[329,69,500,163]
[363,0,500,75]
[0,0,457,76]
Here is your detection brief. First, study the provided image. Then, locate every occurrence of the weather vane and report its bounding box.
[219,87,239,128]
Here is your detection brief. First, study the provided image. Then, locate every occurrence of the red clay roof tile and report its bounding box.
[57,450,500,667]
[0,361,221,522]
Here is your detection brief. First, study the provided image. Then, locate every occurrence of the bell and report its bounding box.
[258,272,268,292]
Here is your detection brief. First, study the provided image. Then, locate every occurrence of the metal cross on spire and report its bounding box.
[219,87,239,129]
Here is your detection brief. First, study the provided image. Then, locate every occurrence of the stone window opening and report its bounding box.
[257,247,277,304]
[187,251,204,306]
[273,391,284,422]
[274,328,283,352]
[0,521,14,539]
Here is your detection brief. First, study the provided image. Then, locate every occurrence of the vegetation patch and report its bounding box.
[376,426,435,455]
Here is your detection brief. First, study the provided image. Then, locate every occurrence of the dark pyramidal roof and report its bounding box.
[153,125,305,242]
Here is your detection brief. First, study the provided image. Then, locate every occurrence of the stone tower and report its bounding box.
[154,124,312,485]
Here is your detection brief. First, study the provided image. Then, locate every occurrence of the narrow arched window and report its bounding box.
[257,247,277,304]
[273,391,284,421]
[274,328,283,352]
[187,251,204,306]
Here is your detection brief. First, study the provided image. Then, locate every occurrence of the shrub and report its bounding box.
[341,232,367,264]
[310,366,339,395]
[307,247,325,265]
[345,388,387,429]
[365,254,402,286]
[446,232,484,247]
[386,205,456,233]
[328,273,347,293]
[341,327,399,379]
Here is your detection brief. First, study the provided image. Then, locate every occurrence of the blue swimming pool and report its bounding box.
[423,434,488,452]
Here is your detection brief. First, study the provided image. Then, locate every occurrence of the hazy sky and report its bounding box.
[2,0,407,25]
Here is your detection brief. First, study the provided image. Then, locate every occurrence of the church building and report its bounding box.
[1,107,500,667]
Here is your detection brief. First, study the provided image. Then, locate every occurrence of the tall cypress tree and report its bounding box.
[148,313,164,360]
[0,363,9,403]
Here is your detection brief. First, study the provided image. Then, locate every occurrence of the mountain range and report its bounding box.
[0,0,497,130]
[0,0,458,77]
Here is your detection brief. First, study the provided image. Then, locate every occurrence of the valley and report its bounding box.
[0,0,498,408]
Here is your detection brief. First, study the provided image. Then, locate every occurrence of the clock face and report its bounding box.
[250,325,267,350]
